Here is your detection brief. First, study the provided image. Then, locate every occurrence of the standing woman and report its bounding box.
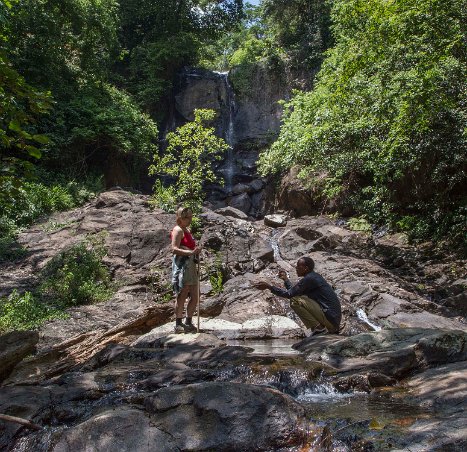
[171,206,201,333]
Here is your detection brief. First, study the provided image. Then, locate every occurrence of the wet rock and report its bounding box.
[144,382,309,451]
[232,182,251,195]
[0,385,51,449]
[250,178,265,192]
[0,330,38,382]
[400,361,467,450]
[229,192,252,213]
[333,372,396,392]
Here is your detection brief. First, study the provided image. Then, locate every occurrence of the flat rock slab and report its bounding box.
[133,315,303,346]
[294,328,467,378]
[398,362,467,451]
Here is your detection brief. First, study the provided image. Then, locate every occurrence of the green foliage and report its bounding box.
[128,32,199,110]
[260,0,466,247]
[189,215,203,238]
[230,37,269,66]
[0,216,25,262]
[0,235,26,263]
[7,0,157,174]
[150,180,178,213]
[149,109,228,213]
[347,217,372,234]
[1,171,102,227]
[0,290,66,333]
[0,0,52,217]
[39,234,113,307]
[210,271,224,295]
[9,0,119,88]
[118,0,243,111]
[206,252,225,295]
[45,82,158,167]
[0,234,113,332]
[198,3,264,71]
[261,0,333,70]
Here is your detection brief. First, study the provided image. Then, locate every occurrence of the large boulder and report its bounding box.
[0,330,38,382]
[143,382,309,451]
[295,328,467,378]
[52,408,177,452]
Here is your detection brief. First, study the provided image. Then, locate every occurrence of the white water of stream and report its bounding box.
[356,308,382,331]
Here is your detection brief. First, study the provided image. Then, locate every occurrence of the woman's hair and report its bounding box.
[176,206,193,224]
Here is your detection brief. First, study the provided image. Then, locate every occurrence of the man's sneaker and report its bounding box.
[311,327,327,336]
[184,323,197,333]
[174,324,185,334]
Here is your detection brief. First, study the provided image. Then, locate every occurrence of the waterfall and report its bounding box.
[215,71,236,192]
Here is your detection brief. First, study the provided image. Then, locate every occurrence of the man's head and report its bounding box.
[296,256,315,277]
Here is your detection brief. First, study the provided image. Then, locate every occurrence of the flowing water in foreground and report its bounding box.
[225,339,434,451]
[8,339,439,451]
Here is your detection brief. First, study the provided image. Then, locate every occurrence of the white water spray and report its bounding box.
[356,308,381,331]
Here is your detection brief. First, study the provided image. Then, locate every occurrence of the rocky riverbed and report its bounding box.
[1,189,466,451]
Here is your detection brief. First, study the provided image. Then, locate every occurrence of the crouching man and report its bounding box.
[253,256,341,335]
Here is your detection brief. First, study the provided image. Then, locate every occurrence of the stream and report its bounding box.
[222,338,434,451]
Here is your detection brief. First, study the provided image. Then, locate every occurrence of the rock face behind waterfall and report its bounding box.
[1,189,466,451]
[173,65,288,147]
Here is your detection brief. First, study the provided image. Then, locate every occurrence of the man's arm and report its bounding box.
[270,274,319,299]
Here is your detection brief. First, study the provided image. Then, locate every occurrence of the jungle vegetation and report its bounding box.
[0,0,465,253]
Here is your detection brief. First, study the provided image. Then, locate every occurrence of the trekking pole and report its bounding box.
[197,254,201,333]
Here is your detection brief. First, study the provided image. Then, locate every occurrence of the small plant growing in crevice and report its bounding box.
[206,252,225,295]
[148,265,173,303]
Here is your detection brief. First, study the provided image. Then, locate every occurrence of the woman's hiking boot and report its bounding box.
[174,324,185,334]
[184,323,197,333]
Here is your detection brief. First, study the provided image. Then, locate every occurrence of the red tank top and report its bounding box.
[171,228,196,250]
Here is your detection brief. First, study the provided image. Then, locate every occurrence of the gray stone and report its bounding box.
[144,382,308,451]
[215,206,249,220]
[295,328,467,378]
[52,408,177,452]
[0,330,38,382]
[264,214,287,227]
[229,192,252,213]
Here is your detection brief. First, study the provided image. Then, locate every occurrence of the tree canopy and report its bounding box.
[259,0,466,243]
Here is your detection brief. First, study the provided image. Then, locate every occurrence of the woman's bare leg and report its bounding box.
[186,284,198,318]
[175,286,190,318]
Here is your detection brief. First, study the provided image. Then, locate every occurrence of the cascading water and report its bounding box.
[215,71,236,192]
[269,229,282,262]
[356,308,382,331]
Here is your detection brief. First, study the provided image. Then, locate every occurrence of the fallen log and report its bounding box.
[0,414,42,431]
[4,303,173,385]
